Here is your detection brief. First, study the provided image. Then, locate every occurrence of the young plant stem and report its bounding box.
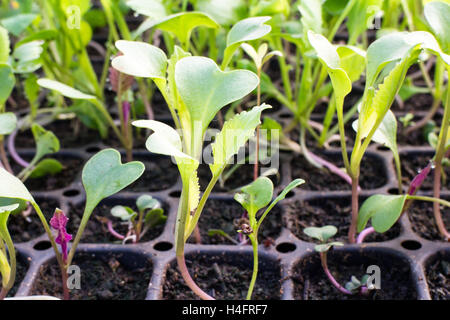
[356,226,375,244]
[246,235,258,300]
[431,85,450,240]
[0,218,16,299]
[176,189,214,300]
[349,175,360,244]
[107,220,125,240]
[320,251,352,295]
[254,68,261,181]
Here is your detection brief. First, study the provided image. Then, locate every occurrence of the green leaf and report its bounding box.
[15,30,58,47]
[29,158,63,179]
[0,198,27,215]
[111,205,136,221]
[210,104,270,176]
[31,124,60,161]
[0,204,19,214]
[0,64,15,105]
[195,0,245,25]
[268,178,305,209]
[0,26,10,63]
[314,241,343,253]
[307,31,352,103]
[347,0,382,44]
[136,195,159,212]
[336,45,366,82]
[0,168,34,203]
[151,12,219,46]
[112,40,167,80]
[37,79,96,100]
[222,16,272,69]
[0,247,10,287]
[304,225,338,242]
[0,112,17,136]
[298,0,322,34]
[424,1,450,52]
[144,208,166,228]
[357,194,407,233]
[126,0,167,19]
[12,40,44,73]
[234,177,274,217]
[227,16,272,47]
[1,13,37,36]
[175,56,259,136]
[82,149,145,214]
[133,120,193,160]
[353,110,398,151]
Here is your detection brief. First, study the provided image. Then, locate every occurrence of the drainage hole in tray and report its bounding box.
[154,241,173,251]
[169,190,181,198]
[33,241,52,251]
[63,189,81,197]
[401,240,422,250]
[275,242,297,253]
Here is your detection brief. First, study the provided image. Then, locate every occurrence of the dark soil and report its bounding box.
[10,156,84,191]
[292,250,418,300]
[188,199,282,245]
[198,163,282,193]
[291,152,387,191]
[0,254,29,297]
[399,152,450,191]
[124,155,178,192]
[425,252,449,300]
[407,199,450,241]
[31,252,152,300]
[14,120,103,149]
[397,113,442,146]
[285,197,401,243]
[163,253,281,300]
[67,200,167,244]
[9,198,60,243]
[392,93,434,113]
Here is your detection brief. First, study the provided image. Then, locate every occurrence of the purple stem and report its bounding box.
[356,227,375,244]
[107,220,125,240]
[320,252,353,295]
[7,130,30,167]
[307,150,361,192]
[122,101,131,126]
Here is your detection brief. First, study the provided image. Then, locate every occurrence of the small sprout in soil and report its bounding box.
[235,177,304,299]
[107,195,166,244]
[303,225,367,296]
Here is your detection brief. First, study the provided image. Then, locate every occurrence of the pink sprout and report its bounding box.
[50,209,72,262]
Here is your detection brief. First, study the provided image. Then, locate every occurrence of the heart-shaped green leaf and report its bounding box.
[0,112,17,136]
[82,149,145,213]
[358,194,407,233]
[37,78,96,100]
[304,225,338,242]
[112,40,167,80]
[175,56,259,135]
[144,208,166,228]
[234,177,274,217]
